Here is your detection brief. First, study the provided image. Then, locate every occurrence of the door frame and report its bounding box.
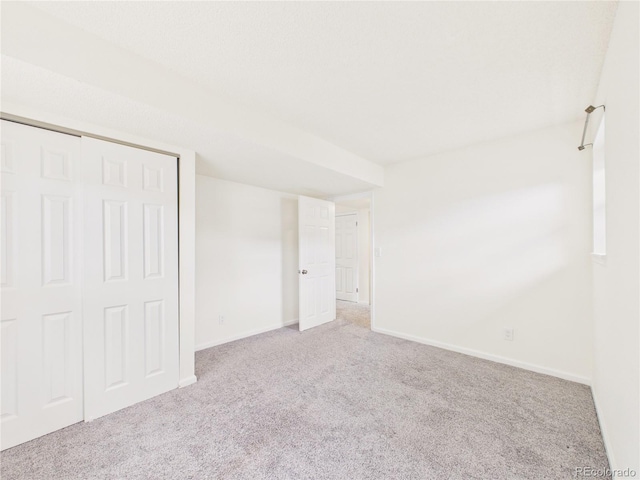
[329,191,375,330]
[1,105,198,395]
[335,212,359,302]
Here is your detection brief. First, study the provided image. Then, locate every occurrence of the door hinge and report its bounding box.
[356,288,359,293]
[356,222,358,226]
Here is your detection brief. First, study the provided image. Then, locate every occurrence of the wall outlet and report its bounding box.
[218,315,225,325]
[503,327,514,341]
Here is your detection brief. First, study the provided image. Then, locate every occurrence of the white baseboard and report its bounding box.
[178,375,197,388]
[591,387,616,471]
[195,319,299,352]
[372,326,591,385]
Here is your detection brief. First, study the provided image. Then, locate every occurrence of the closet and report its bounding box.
[0,120,180,450]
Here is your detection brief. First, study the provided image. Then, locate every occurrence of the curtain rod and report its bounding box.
[578,104,605,151]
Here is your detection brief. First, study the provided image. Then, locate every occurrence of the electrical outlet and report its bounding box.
[503,327,514,341]
[218,315,225,325]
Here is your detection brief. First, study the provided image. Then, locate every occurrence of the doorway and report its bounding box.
[334,196,372,329]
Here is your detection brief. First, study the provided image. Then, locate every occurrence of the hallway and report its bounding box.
[336,300,370,329]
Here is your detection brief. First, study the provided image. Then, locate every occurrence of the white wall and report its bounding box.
[591,1,639,472]
[374,121,593,382]
[195,175,299,350]
[336,205,371,304]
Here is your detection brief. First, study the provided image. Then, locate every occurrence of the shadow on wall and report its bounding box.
[384,179,588,340]
[368,122,596,380]
[281,197,299,323]
[400,183,570,322]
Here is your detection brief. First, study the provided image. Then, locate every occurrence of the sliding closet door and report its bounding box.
[82,138,179,420]
[1,120,83,450]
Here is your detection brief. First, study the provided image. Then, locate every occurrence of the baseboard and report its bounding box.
[591,386,616,470]
[372,326,591,385]
[195,319,299,352]
[178,375,198,388]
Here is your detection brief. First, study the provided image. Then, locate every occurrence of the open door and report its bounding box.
[298,196,336,331]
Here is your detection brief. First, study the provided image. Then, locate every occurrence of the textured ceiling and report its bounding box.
[29,1,618,165]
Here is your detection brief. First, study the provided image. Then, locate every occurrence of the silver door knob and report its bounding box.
[301,269,308,274]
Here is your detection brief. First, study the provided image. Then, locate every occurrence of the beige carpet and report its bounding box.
[1,316,608,479]
[336,299,370,329]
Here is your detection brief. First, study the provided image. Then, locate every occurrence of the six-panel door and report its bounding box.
[1,120,84,450]
[335,213,358,302]
[298,196,336,331]
[82,137,179,421]
[0,122,181,451]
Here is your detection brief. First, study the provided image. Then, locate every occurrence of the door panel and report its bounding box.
[298,196,335,331]
[335,214,358,302]
[82,137,179,421]
[1,120,83,450]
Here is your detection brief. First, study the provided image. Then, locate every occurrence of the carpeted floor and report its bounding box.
[1,314,609,480]
[336,299,370,328]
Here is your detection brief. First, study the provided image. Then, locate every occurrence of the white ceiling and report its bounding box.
[30,1,618,165]
[2,55,375,197]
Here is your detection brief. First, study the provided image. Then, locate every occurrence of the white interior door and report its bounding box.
[298,196,336,331]
[1,121,83,450]
[335,213,358,302]
[82,137,179,421]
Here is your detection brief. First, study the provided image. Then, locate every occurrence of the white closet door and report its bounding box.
[335,214,358,302]
[82,137,179,420]
[1,120,83,450]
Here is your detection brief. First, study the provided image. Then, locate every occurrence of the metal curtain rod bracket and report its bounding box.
[578,104,605,151]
